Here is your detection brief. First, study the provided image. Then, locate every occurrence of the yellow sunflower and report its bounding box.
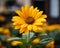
[12,5,47,34]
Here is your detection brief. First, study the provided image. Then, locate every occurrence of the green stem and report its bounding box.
[27,32,30,42]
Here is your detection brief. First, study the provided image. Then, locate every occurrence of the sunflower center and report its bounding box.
[25,17,35,24]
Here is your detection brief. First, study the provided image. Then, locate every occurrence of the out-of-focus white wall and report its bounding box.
[50,0,59,18]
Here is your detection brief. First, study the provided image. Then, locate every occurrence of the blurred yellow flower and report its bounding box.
[46,41,54,48]
[0,27,4,33]
[12,5,47,34]
[3,29,10,35]
[11,41,23,46]
[32,38,40,44]
[44,24,60,31]
[0,27,10,35]
[0,15,6,22]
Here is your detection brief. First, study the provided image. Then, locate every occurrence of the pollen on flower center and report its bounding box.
[25,17,35,24]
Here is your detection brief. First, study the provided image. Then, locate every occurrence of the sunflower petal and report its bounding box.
[20,28,25,33]
[34,11,43,19]
[12,16,25,24]
[32,25,43,32]
[15,25,21,29]
[21,24,28,28]
[33,22,43,26]
[20,24,29,34]
[31,7,38,17]
[13,22,17,25]
[41,14,47,18]
[33,10,39,17]
[20,24,27,33]
[37,27,43,32]
[35,27,43,33]
[27,25,32,30]
[32,25,38,32]
[24,4,29,16]
[21,6,27,17]
[15,10,25,18]
[24,29,29,34]
[21,6,25,13]
[34,18,46,25]
[29,6,34,16]
[12,16,20,21]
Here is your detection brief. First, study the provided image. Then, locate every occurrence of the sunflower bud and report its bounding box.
[11,41,23,46]
[32,38,40,44]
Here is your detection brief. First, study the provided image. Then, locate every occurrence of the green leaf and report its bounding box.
[40,38,53,44]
